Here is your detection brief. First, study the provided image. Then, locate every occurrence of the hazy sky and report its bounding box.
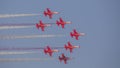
[0,0,120,68]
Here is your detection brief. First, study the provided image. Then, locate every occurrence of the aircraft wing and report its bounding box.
[41,27,44,31]
[49,52,52,56]
[49,15,52,19]
[70,49,73,53]
[59,18,64,22]
[75,36,79,40]
[47,8,51,13]
[40,20,43,25]
[73,29,78,34]
[68,42,72,46]
[64,59,67,64]
[47,46,51,50]
[61,24,65,28]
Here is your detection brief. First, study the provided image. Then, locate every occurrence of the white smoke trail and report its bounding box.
[0,25,34,30]
[0,58,55,62]
[0,34,65,40]
[0,52,38,55]
[0,14,40,18]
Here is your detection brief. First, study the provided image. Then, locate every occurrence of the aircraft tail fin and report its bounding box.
[56,20,60,26]
[44,49,47,54]
[36,23,39,29]
[59,56,62,62]
[44,11,47,16]
[64,44,68,50]
[70,32,73,38]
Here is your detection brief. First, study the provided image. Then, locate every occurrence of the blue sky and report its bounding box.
[0,0,120,68]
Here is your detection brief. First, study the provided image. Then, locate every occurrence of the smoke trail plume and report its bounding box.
[0,51,38,55]
[0,47,44,51]
[0,47,64,51]
[0,14,40,18]
[0,58,55,62]
[0,25,34,30]
[0,34,64,40]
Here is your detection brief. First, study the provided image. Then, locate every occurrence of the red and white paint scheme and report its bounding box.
[56,17,72,28]
[36,20,51,31]
[44,8,59,19]
[44,46,59,57]
[70,29,85,40]
[59,53,72,64]
[64,42,80,53]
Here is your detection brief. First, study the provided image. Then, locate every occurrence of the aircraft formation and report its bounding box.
[0,8,85,64]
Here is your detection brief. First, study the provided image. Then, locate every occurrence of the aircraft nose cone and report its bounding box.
[54,12,59,14]
[66,21,72,24]
[75,46,80,48]
[80,33,85,36]
[54,49,59,52]
[46,24,51,26]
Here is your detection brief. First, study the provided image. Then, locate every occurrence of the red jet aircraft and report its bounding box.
[56,17,72,28]
[64,42,80,53]
[70,29,85,40]
[44,8,59,19]
[44,46,59,57]
[36,20,51,31]
[59,53,72,64]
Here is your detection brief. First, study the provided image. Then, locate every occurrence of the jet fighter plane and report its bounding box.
[59,53,72,64]
[70,29,85,40]
[44,46,59,57]
[44,8,59,19]
[64,42,80,53]
[56,17,71,28]
[36,20,51,31]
